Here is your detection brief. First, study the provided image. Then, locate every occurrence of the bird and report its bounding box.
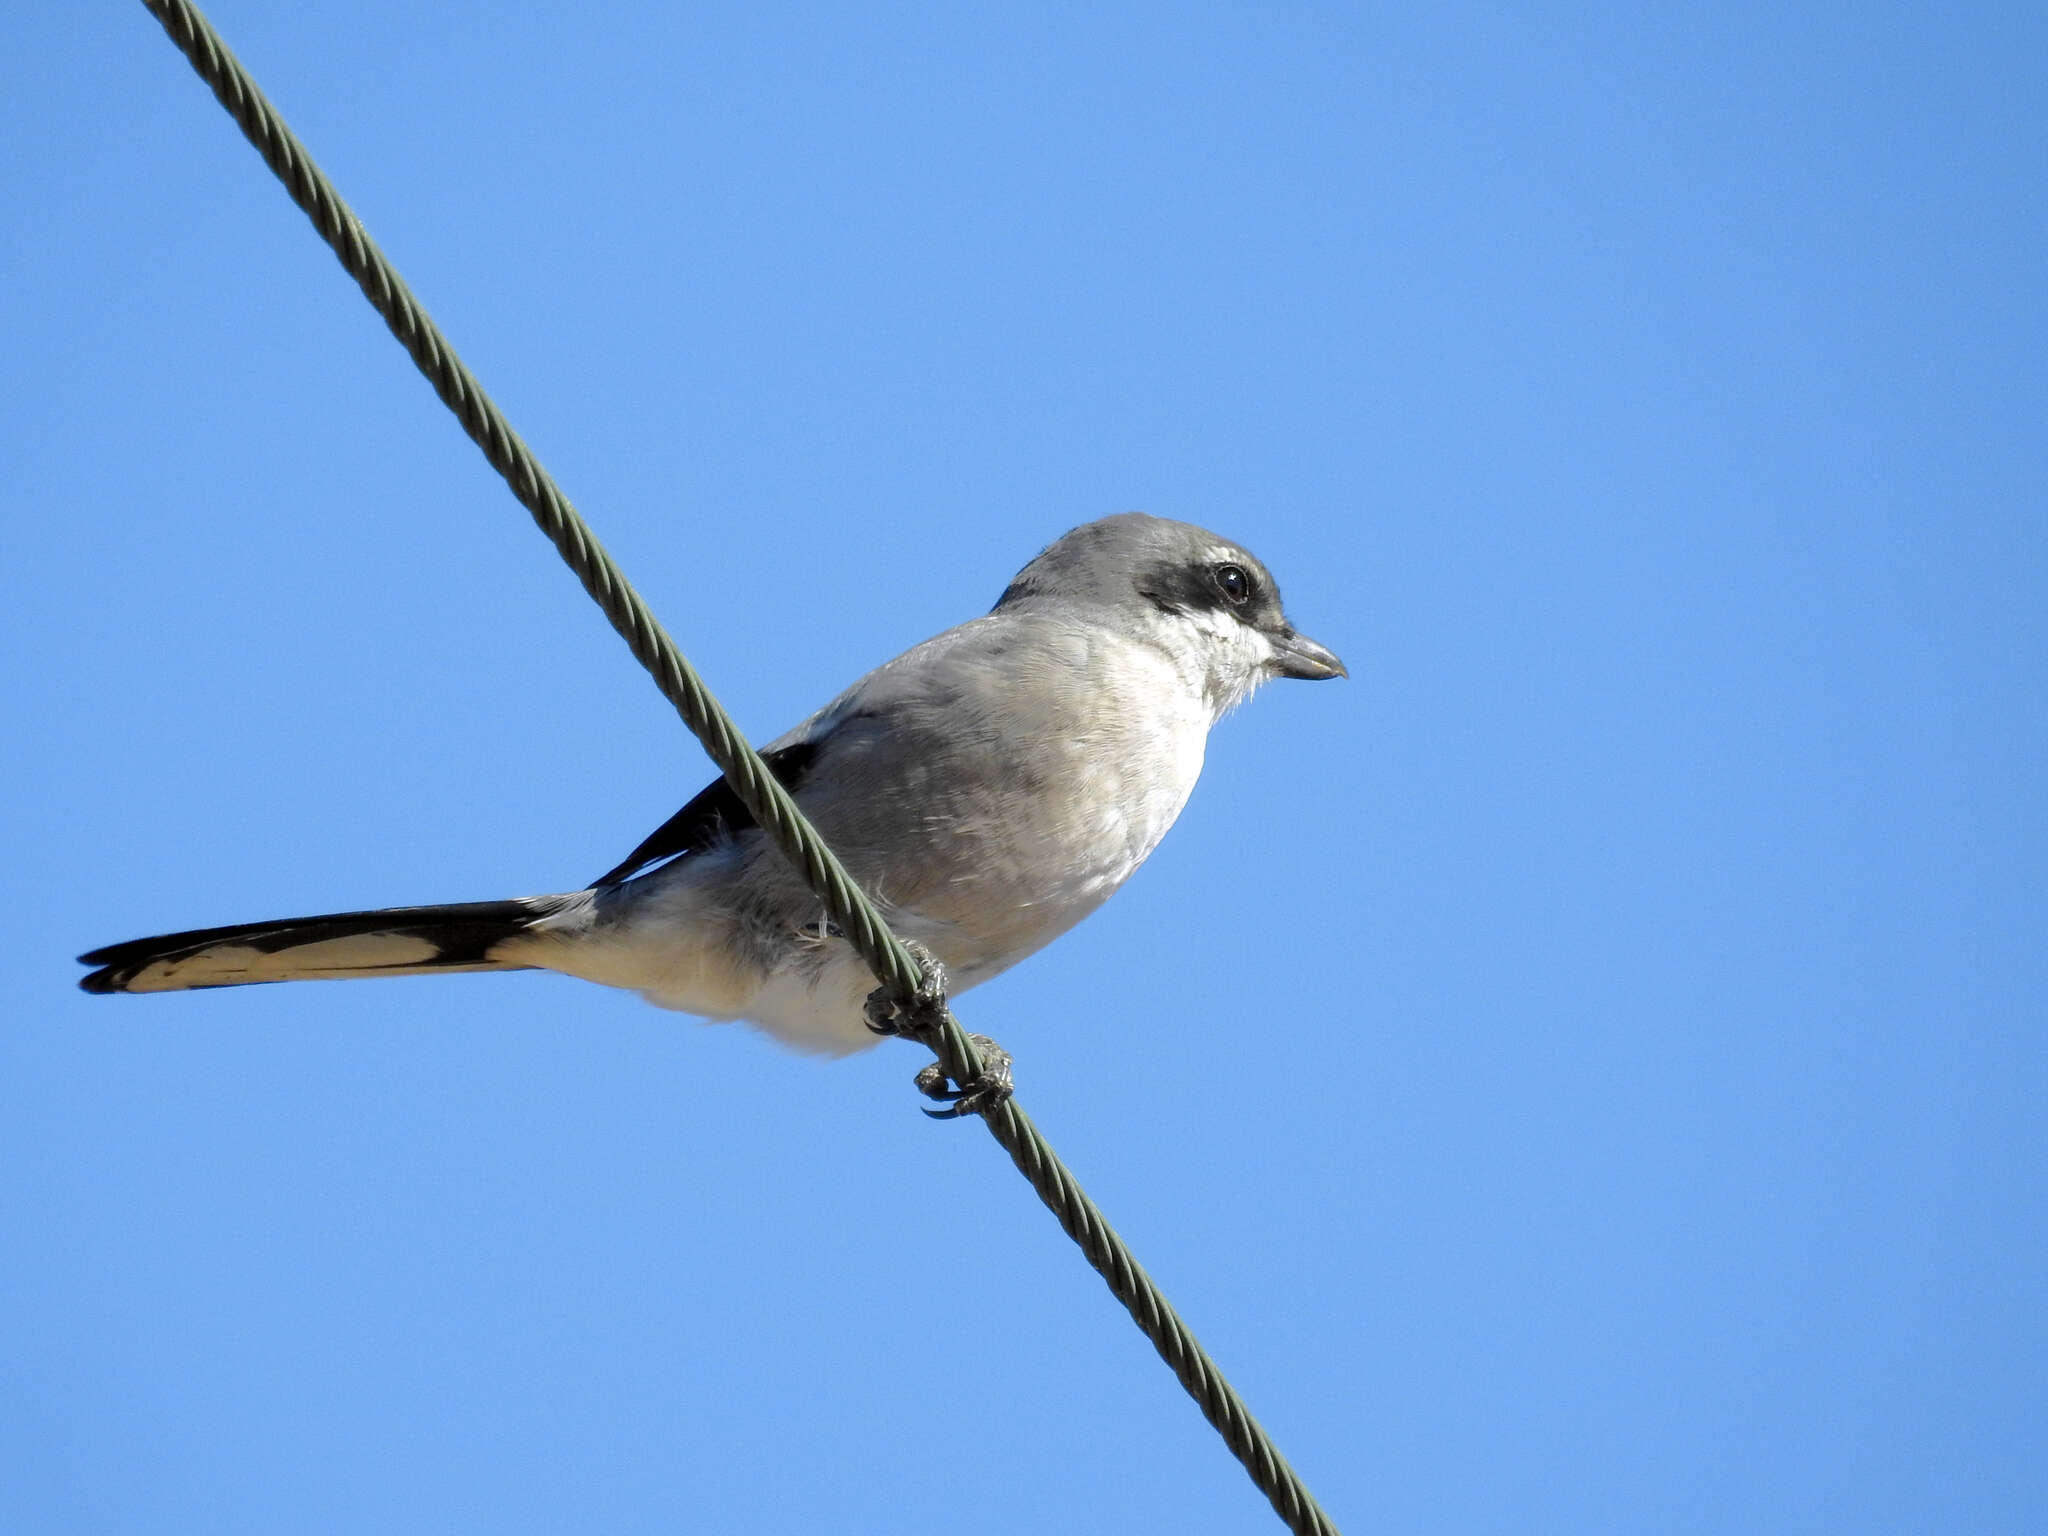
[77,513,1345,1055]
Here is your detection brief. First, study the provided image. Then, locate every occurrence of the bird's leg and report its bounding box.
[863,942,1015,1118]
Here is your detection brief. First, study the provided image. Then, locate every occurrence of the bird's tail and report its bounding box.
[77,897,570,995]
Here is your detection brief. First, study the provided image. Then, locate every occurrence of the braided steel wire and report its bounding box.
[983,1099,1336,1533]
[137,4,1340,1531]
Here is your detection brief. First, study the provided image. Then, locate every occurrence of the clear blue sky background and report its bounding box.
[5,4,2042,1533]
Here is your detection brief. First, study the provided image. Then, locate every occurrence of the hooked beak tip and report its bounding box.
[1271,630,1347,681]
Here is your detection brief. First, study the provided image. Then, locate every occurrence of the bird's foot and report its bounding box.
[915,1035,1015,1120]
[862,946,1014,1118]
[862,941,951,1039]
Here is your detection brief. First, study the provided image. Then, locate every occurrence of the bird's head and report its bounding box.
[995,512,1346,715]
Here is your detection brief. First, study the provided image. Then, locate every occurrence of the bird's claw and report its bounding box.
[862,941,951,1039]
[916,1035,1015,1119]
[861,948,1012,1117]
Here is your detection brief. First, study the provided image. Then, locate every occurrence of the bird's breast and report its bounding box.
[859,631,1214,976]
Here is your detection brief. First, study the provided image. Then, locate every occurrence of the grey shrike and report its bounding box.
[78,513,1345,1054]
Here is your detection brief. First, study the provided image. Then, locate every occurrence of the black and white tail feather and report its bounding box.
[76,729,809,999]
[76,897,571,995]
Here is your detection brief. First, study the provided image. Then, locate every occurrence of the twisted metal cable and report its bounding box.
[983,1099,1334,1532]
[133,0,921,1010]
[137,4,1339,1531]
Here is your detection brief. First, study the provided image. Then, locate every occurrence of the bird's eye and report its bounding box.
[1213,563,1253,605]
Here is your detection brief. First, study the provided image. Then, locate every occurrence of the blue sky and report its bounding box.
[5,4,2042,1532]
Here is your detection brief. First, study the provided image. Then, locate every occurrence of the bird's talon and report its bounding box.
[863,991,907,1037]
[862,940,951,1038]
[913,1034,1014,1119]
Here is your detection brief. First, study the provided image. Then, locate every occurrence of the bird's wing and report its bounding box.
[589,740,822,888]
[588,612,1026,891]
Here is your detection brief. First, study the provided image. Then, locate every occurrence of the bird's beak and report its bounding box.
[1269,627,1348,681]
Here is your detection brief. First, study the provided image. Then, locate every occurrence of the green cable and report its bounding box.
[135,5,1341,1530]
